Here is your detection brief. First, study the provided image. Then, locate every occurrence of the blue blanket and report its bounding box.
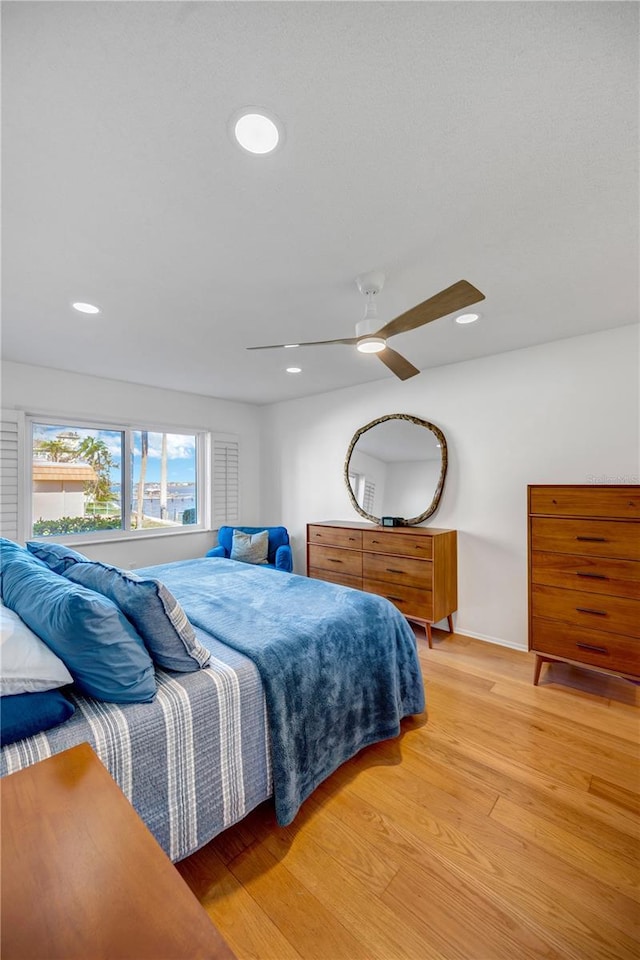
[136,557,425,825]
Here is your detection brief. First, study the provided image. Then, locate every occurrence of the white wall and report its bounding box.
[1,361,263,568]
[385,459,442,520]
[259,325,640,650]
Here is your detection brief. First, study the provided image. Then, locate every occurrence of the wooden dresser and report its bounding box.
[307,520,457,647]
[528,484,640,685]
[1,743,236,960]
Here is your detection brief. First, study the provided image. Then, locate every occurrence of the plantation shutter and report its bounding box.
[212,437,239,527]
[0,410,25,542]
[362,479,375,515]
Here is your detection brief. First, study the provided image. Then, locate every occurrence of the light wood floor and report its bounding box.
[177,629,640,960]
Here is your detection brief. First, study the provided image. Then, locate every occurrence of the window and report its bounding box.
[30,419,208,539]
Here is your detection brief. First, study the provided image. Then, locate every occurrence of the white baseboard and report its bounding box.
[449,627,528,653]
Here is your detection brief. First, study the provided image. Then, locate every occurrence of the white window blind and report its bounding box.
[0,410,24,542]
[212,437,239,527]
[362,479,375,515]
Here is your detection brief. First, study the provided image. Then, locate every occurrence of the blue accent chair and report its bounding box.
[205,526,293,573]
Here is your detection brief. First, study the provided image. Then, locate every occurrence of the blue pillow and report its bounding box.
[2,556,157,704]
[0,689,75,747]
[0,538,47,599]
[64,561,210,672]
[26,540,90,575]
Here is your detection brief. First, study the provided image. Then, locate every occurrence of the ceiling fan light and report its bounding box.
[357,337,386,354]
[455,312,480,325]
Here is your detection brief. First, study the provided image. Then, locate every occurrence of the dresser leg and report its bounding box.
[447,614,454,634]
[533,655,545,686]
[425,623,432,649]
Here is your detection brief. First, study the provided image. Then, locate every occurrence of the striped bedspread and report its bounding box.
[0,631,272,862]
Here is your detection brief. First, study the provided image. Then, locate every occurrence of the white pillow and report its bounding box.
[0,600,73,695]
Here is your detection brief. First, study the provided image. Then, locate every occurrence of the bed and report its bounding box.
[0,549,425,862]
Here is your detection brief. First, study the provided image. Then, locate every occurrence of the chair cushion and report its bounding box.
[0,600,73,695]
[64,561,210,672]
[230,529,269,565]
[1,555,157,704]
[0,689,76,747]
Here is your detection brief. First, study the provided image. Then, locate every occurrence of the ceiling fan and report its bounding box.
[247,274,485,381]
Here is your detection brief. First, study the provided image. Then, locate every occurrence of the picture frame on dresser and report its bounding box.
[527,484,640,687]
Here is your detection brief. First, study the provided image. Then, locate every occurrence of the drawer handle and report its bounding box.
[314,533,322,538]
[576,571,608,581]
[386,596,404,603]
[576,642,609,655]
[348,537,356,541]
[327,558,343,564]
[386,568,404,574]
[576,536,607,543]
[371,539,379,544]
[576,607,607,617]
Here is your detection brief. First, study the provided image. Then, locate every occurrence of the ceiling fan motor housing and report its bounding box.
[355,271,385,338]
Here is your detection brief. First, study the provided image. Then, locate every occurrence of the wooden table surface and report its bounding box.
[1,742,237,960]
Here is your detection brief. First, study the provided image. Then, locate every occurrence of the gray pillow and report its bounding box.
[63,561,210,673]
[230,529,269,565]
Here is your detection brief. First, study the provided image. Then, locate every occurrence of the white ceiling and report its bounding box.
[2,2,638,405]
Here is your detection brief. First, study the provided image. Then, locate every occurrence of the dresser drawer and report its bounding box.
[307,544,362,578]
[531,551,640,600]
[308,567,363,590]
[364,578,433,621]
[363,552,432,589]
[308,525,363,549]
[362,530,433,559]
[531,583,640,639]
[530,517,640,561]
[531,618,639,677]
[530,486,640,520]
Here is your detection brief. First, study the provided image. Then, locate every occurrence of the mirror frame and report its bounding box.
[343,413,448,526]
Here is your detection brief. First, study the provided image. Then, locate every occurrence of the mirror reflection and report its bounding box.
[344,414,447,525]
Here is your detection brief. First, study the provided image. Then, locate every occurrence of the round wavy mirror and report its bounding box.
[344,413,448,525]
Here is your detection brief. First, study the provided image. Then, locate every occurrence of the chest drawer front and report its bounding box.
[530,486,640,520]
[531,618,639,677]
[362,531,433,560]
[308,525,363,549]
[530,517,640,561]
[364,578,433,621]
[309,567,362,590]
[531,583,640,639]
[308,544,362,578]
[363,552,432,589]
[531,551,640,600]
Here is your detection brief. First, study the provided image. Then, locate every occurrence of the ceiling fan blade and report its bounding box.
[375,280,485,340]
[247,336,358,350]
[377,347,421,381]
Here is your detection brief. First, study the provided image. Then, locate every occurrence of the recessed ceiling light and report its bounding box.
[72,302,100,314]
[455,313,480,325]
[357,337,386,354]
[286,367,302,374]
[232,109,283,155]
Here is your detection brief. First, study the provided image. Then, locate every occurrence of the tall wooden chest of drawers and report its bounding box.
[528,484,640,684]
[307,521,457,647]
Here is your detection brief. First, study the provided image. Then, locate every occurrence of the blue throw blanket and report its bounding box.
[136,557,425,825]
